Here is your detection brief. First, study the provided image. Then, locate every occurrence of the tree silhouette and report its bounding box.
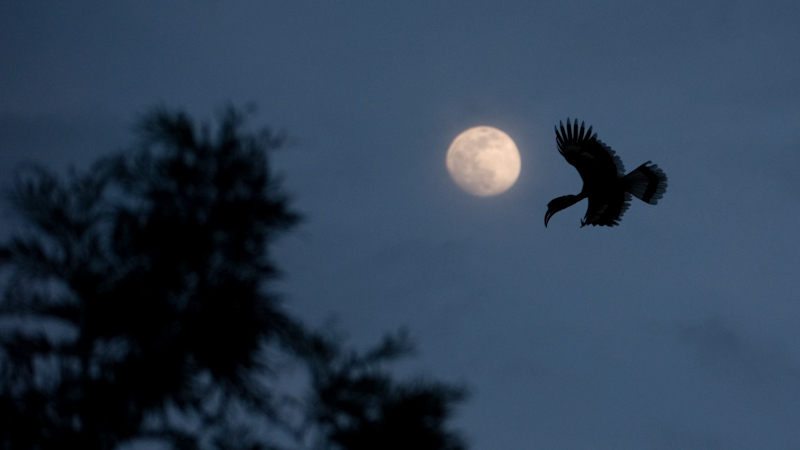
[303,329,468,450]
[0,107,468,450]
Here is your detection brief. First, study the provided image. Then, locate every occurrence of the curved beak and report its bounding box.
[545,195,580,228]
[544,208,556,227]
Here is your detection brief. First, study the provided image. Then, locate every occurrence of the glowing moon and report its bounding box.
[446,126,521,196]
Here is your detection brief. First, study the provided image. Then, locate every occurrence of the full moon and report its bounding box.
[446,126,521,196]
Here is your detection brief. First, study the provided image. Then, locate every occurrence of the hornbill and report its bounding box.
[544,119,667,227]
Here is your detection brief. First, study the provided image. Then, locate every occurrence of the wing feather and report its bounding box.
[555,119,625,183]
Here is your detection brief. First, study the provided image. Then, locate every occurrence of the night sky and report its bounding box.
[3,2,800,449]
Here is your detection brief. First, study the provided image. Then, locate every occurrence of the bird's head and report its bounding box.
[545,195,581,227]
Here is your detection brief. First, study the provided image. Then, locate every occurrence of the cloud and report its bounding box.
[678,317,800,398]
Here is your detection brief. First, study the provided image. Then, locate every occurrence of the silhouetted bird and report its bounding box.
[545,119,667,227]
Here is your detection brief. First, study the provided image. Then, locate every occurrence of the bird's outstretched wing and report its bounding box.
[555,119,625,184]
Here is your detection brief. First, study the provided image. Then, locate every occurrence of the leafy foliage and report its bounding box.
[0,107,468,450]
[304,329,468,450]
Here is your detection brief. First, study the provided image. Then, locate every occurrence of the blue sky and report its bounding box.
[3,1,800,449]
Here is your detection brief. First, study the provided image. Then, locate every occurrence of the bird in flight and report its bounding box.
[545,119,668,227]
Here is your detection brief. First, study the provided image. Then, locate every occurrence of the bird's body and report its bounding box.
[545,119,667,227]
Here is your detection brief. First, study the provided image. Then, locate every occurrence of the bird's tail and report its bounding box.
[623,162,667,204]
